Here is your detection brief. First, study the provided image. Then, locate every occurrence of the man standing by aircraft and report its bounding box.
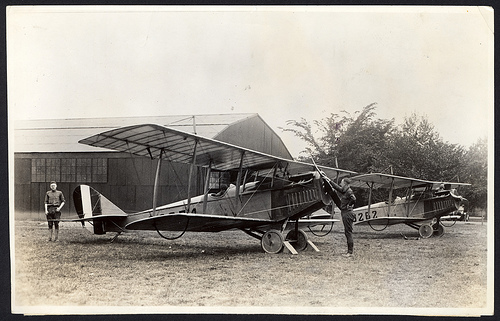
[324,177,356,257]
[45,181,65,241]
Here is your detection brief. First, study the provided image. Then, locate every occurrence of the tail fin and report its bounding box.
[73,185,126,234]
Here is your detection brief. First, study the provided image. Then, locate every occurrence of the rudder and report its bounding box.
[73,185,126,234]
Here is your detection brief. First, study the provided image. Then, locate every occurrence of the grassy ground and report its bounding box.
[12,218,490,315]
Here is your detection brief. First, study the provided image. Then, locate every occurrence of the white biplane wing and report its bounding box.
[353,216,431,226]
[125,213,278,232]
[349,172,470,190]
[79,123,356,176]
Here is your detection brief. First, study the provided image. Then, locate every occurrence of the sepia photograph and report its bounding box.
[7,5,493,316]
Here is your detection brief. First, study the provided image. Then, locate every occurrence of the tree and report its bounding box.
[460,137,488,212]
[384,113,466,181]
[281,103,394,172]
[334,105,394,173]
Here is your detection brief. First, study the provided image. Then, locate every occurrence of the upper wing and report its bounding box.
[79,123,355,176]
[349,172,470,190]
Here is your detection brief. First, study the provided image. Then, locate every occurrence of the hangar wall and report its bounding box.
[15,152,203,219]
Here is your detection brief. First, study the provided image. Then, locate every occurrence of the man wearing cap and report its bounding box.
[45,181,65,241]
[324,177,356,257]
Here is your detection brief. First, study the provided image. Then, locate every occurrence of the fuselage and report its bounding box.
[103,172,331,233]
[352,190,464,224]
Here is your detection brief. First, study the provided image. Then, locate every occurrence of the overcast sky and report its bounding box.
[7,6,494,158]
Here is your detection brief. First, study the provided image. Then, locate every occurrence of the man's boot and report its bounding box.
[48,229,53,242]
[54,229,59,242]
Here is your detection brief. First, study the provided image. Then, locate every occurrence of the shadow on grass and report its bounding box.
[355,231,420,239]
[61,232,265,260]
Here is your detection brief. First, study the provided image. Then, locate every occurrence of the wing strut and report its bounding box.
[406,180,413,217]
[202,162,212,214]
[186,140,199,213]
[387,168,395,217]
[234,151,245,214]
[367,181,374,218]
[151,149,164,217]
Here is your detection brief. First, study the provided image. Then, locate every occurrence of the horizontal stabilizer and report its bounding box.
[440,215,463,220]
[287,218,339,230]
[59,214,128,223]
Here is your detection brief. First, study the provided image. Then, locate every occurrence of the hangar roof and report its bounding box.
[14,114,293,159]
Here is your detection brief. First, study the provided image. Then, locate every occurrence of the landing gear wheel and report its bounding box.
[261,229,284,254]
[418,224,433,238]
[286,229,308,251]
[433,223,445,237]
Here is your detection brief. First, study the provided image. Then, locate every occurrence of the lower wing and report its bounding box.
[125,213,280,232]
[354,216,429,226]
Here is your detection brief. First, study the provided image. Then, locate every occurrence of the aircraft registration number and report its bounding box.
[354,210,377,222]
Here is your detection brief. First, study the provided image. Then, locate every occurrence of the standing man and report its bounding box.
[324,176,356,257]
[45,181,65,241]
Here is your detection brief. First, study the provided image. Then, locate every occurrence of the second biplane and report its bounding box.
[347,173,469,238]
[70,124,354,254]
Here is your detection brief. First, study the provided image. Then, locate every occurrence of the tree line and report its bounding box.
[281,103,487,214]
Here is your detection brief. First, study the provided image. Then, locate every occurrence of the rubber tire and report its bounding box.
[261,229,284,254]
[433,223,445,237]
[418,224,433,238]
[286,229,308,251]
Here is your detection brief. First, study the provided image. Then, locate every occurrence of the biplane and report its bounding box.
[69,124,354,254]
[347,173,469,238]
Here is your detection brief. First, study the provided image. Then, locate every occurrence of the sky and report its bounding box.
[7,6,494,158]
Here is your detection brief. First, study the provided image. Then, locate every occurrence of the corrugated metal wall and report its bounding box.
[14,152,201,219]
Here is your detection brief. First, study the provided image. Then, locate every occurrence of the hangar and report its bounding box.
[14,114,293,220]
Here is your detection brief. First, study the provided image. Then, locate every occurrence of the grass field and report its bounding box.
[12,218,491,315]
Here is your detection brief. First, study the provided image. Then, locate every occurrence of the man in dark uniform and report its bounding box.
[323,177,356,257]
[44,181,65,241]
